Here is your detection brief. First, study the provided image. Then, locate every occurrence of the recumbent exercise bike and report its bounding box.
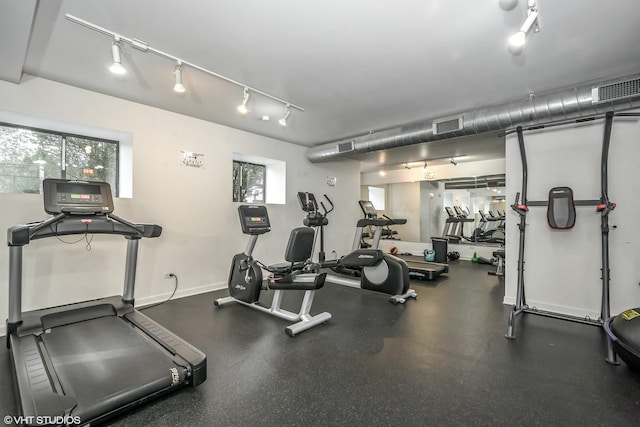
[214,204,331,336]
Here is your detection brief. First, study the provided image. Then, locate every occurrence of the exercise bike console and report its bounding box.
[239,205,270,234]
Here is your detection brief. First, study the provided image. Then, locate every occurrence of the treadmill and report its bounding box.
[6,179,206,426]
[358,201,448,281]
[397,254,449,281]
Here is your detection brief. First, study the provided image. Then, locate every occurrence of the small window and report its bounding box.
[368,186,386,210]
[233,160,266,203]
[0,123,119,195]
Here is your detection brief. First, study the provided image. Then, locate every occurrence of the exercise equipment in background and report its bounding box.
[605,309,640,372]
[488,250,505,277]
[357,200,448,281]
[505,111,624,365]
[603,111,640,371]
[447,251,461,261]
[298,191,333,263]
[423,249,435,262]
[298,193,416,304]
[359,200,404,240]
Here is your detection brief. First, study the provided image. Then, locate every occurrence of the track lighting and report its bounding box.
[509,0,539,47]
[237,88,250,114]
[450,158,458,166]
[404,163,411,169]
[279,105,292,126]
[173,61,186,93]
[66,14,305,121]
[422,161,428,172]
[109,35,126,75]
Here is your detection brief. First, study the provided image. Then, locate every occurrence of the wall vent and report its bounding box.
[432,115,463,135]
[592,78,640,104]
[337,141,355,153]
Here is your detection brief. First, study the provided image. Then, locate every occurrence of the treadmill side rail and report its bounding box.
[125,310,207,386]
[9,334,78,420]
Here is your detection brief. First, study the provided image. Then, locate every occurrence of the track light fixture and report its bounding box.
[237,88,250,114]
[109,35,126,75]
[66,14,304,121]
[450,158,458,166]
[279,105,292,126]
[173,61,186,93]
[509,0,539,47]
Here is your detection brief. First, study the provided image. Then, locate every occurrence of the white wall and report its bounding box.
[0,76,361,336]
[504,115,640,318]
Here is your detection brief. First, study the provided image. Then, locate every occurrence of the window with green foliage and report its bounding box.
[232,160,266,203]
[0,123,119,195]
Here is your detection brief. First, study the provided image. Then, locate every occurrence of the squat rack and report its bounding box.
[505,110,640,364]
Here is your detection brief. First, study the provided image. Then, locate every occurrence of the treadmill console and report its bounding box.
[238,205,271,235]
[297,192,318,212]
[43,178,114,215]
[359,200,378,219]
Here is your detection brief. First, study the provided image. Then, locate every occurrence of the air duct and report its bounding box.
[307,74,640,163]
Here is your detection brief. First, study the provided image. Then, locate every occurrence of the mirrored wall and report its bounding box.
[360,174,506,245]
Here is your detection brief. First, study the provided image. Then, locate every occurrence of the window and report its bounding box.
[232,152,285,204]
[0,123,119,195]
[368,186,386,210]
[233,160,266,203]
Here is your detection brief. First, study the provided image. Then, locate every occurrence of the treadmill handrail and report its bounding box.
[356,218,403,227]
[381,215,407,225]
[8,214,161,246]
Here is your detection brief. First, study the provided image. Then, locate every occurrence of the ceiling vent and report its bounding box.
[592,77,640,104]
[432,115,464,135]
[337,140,355,153]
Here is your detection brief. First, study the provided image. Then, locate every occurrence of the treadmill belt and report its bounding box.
[41,315,186,422]
[396,254,448,281]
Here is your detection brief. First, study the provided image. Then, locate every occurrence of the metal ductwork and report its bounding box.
[307,74,640,163]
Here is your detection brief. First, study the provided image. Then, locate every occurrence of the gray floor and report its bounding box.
[2,261,640,426]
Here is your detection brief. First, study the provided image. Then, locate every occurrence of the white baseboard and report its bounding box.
[502,296,601,319]
[0,281,229,338]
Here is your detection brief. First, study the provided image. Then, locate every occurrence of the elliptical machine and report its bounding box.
[297,192,416,304]
[298,191,333,263]
[214,204,331,336]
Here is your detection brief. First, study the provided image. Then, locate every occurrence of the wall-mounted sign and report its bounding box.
[181,151,205,168]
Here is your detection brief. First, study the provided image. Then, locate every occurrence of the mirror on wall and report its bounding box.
[361,174,506,246]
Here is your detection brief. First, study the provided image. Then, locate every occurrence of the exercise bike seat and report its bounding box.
[267,261,307,274]
[266,226,316,274]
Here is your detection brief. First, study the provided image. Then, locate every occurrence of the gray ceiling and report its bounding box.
[2,0,640,169]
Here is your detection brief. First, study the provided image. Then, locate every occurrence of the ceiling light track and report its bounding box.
[65,14,305,114]
[509,0,539,47]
